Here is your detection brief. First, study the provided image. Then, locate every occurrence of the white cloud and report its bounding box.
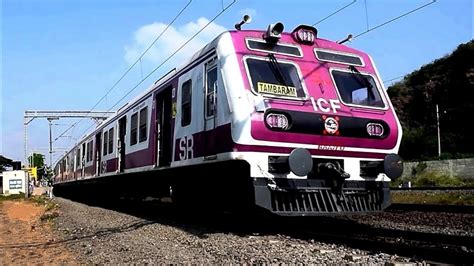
[239,8,257,18]
[124,17,227,66]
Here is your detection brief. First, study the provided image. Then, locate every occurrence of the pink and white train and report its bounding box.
[53,22,403,215]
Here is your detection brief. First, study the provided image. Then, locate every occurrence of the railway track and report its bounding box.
[391,186,474,191]
[291,221,474,264]
[389,203,474,213]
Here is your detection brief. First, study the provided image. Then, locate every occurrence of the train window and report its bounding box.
[331,70,385,108]
[86,141,93,162]
[108,127,114,154]
[76,148,81,168]
[86,142,89,162]
[181,80,192,126]
[82,143,86,164]
[139,107,147,142]
[206,66,217,118]
[246,39,302,57]
[103,131,108,156]
[315,49,364,66]
[130,113,138,145]
[245,57,306,99]
[89,141,93,162]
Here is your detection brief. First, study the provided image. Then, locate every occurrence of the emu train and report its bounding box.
[53,21,403,215]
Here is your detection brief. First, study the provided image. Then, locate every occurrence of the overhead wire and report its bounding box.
[312,0,357,26]
[53,0,193,143]
[383,75,406,84]
[364,0,369,30]
[77,0,237,138]
[352,0,437,40]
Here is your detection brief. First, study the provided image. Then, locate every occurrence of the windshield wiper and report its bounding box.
[349,65,373,89]
[268,53,288,86]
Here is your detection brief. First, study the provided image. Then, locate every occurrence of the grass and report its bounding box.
[390,170,473,188]
[0,193,25,202]
[391,191,474,205]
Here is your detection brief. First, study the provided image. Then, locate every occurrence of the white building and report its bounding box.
[2,170,29,195]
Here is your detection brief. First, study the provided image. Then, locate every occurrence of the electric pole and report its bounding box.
[436,104,441,158]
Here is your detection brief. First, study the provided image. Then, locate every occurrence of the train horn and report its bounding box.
[264,22,284,43]
[235,15,252,30]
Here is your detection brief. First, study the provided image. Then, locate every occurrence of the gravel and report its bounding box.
[341,210,474,237]
[51,197,413,264]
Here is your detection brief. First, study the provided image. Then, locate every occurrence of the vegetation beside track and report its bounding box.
[391,190,474,205]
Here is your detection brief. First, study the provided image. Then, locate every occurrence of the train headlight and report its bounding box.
[265,113,289,130]
[292,25,318,45]
[366,123,384,137]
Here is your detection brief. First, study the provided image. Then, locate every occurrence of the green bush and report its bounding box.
[390,170,467,188]
[412,171,465,187]
[0,193,25,202]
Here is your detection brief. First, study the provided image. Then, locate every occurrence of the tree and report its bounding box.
[388,40,474,160]
[27,153,45,168]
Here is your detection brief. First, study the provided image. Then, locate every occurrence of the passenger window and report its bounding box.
[108,128,114,154]
[103,131,108,155]
[130,113,138,145]
[181,80,192,126]
[139,107,148,142]
[206,67,217,118]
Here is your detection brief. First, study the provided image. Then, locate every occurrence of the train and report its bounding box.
[53,20,403,216]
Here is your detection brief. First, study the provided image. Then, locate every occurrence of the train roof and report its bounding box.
[64,25,368,159]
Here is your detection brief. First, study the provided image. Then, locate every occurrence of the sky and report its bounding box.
[1,0,473,165]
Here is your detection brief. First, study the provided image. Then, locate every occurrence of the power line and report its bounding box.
[383,75,405,84]
[364,0,369,30]
[53,0,193,143]
[77,0,237,138]
[312,0,357,26]
[353,0,437,40]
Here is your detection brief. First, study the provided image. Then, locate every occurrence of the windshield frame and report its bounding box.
[243,55,309,101]
[329,67,388,110]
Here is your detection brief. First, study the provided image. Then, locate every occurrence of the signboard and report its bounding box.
[257,82,297,97]
[9,179,23,190]
[23,167,37,179]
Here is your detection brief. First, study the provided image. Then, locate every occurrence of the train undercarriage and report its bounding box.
[53,159,390,216]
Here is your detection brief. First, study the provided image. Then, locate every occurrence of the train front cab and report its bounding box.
[225,25,404,215]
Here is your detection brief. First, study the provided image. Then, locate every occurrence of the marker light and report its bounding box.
[266,113,289,130]
[292,25,318,44]
[367,123,384,137]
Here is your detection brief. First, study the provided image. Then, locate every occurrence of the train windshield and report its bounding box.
[245,57,306,99]
[331,69,385,108]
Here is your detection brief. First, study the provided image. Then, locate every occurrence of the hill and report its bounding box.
[387,40,474,160]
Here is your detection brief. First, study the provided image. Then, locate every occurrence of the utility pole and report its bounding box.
[436,104,441,158]
[47,118,58,167]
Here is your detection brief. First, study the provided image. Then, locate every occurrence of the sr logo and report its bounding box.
[179,135,194,160]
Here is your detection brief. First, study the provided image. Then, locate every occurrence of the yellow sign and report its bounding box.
[23,167,37,179]
[257,82,297,97]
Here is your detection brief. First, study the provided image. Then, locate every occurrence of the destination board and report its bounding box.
[257,82,297,97]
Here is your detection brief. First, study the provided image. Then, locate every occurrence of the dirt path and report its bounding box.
[0,200,77,264]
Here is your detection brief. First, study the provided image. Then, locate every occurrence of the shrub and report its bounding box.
[412,171,465,187]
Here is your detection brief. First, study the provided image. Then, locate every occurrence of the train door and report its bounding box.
[155,87,173,167]
[118,116,127,172]
[204,57,218,159]
[95,133,101,176]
